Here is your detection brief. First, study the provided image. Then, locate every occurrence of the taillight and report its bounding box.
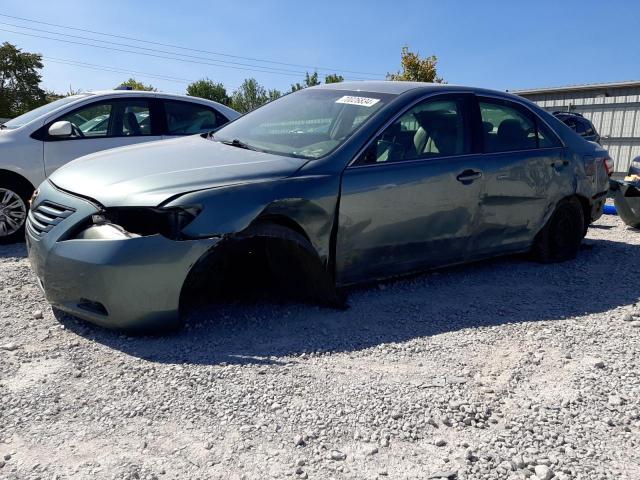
[603,156,614,176]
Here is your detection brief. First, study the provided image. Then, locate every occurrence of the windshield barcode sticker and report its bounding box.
[335,95,380,107]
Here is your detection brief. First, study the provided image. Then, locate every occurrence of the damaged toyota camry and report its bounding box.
[26,81,611,330]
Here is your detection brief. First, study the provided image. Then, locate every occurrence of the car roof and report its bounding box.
[313,80,451,94]
[86,90,213,102]
[81,90,239,117]
[312,80,528,102]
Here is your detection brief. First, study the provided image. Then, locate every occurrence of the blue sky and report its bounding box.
[1,0,639,95]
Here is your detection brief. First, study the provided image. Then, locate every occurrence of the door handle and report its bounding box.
[456,169,483,184]
[550,160,570,168]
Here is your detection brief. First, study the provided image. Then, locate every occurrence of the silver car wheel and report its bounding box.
[0,188,27,237]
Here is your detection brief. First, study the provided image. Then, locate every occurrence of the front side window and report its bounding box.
[214,89,395,159]
[165,101,226,135]
[356,97,470,165]
[52,99,153,139]
[58,102,113,138]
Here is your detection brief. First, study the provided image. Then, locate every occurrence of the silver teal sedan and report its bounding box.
[26,81,611,330]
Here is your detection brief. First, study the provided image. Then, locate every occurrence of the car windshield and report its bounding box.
[2,94,92,129]
[214,89,395,159]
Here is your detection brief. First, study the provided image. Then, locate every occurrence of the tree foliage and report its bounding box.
[118,78,156,91]
[230,78,270,113]
[324,73,344,84]
[291,71,321,92]
[187,78,230,105]
[0,42,46,118]
[267,89,282,102]
[387,46,444,83]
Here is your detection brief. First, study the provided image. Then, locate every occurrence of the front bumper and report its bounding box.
[27,181,217,330]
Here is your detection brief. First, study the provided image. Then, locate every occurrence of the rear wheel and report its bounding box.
[532,197,585,263]
[0,182,31,244]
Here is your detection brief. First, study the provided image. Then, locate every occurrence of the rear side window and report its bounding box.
[164,101,227,135]
[121,101,152,136]
[479,99,560,152]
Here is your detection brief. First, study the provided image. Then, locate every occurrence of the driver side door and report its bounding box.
[335,93,485,285]
[43,98,162,176]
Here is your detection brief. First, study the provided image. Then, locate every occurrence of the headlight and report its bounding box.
[77,206,202,240]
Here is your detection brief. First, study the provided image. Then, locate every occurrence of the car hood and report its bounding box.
[49,135,305,207]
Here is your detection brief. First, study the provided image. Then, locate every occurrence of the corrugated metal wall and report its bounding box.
[518,86,640,172]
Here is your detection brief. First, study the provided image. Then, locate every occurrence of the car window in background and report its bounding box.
[165,101,226,134]
[560,116,578,131]
[359,98,469,164]
[3,94,92,129]
[574,119,588,135]
[584,120,596,136]
[122,101,152,136]
[479,100,538,152]
[59,102,113,138]
[214,89,395,159]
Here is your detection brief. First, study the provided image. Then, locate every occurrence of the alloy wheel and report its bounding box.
[0,188,27,237]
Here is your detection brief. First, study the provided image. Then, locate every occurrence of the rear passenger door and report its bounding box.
[161,100,229,138]
[469,96,569,256]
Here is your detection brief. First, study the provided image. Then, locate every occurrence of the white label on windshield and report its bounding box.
[335,95,380,107]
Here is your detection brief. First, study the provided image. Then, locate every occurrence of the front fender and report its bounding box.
[165,175,341,262]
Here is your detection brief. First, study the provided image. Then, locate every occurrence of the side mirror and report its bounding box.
[48,121,73,138]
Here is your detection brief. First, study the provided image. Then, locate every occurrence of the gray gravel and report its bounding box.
[1,215,639,479]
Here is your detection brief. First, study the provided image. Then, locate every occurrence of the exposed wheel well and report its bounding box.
[179,220,340,314]
[254,214,312,243]
[0,170,36,196]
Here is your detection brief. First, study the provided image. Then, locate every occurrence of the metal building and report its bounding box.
[513,81,640,173]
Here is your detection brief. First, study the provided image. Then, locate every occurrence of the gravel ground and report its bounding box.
[1,215,639,480]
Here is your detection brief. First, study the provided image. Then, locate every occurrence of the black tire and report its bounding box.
[532,197,585,263]
[0,181,32,245]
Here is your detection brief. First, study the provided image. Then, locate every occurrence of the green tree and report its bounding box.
[324,73,344,84]
[387,46,444,83]
[0,42,46,118]
[267,89,282,102]
[231,78,269,113]
[186,78,230,105]
[291,71,321,92]
[45,90,64,103]
[118,78,156,91]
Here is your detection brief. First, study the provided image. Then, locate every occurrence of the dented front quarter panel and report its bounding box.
[166,174,341,265]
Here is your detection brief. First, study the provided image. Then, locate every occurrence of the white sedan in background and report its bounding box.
[0,90,239,243]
